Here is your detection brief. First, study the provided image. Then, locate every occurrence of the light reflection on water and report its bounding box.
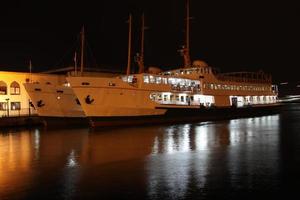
[0,110,298,199]
[146,115,280,199]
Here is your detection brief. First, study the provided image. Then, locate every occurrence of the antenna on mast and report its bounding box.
[182,0,191,68]
[136,13,145,73]
[126,14,133,75]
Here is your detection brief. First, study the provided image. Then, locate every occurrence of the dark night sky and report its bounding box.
[0,0,299,82]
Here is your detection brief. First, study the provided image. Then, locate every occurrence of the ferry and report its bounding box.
[23,70,119,126]
[161,60,278,108]
[23,27,120,126]
[23,80,86,126]
[66,66,279,128]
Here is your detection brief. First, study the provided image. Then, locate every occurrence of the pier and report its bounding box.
[0,115,42,128]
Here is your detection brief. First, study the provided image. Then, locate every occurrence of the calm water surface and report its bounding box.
[1,104,300,199]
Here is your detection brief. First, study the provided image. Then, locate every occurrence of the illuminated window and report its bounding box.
[122,76,128,82]
[181,96,184,102]
[168,78,175,85]
[186,96,189,102]
[170,94,175,101]
[156,77,162,84]
[143,75,149,83]
[163,95,167,101]
[149,75,155,83]
[0,81,7,95]
[0,102,7,110]
[10,81,20,95]
[127,75,133,83]
[11,102,21,110]
[162,78,168,84]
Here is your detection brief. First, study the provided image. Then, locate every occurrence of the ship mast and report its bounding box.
[183,0,191,68]
[29,59,32,82]
[80,26,85,76]
[74,51,77,76]
[126,14,133,75]
[137,13,145,73]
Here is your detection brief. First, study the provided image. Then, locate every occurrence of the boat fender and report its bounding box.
[85,95,94,104]
[37,100,45,107]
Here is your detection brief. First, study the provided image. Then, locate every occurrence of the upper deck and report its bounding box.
[161,65,272,85]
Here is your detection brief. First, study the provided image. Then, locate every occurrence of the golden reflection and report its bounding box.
[0,115,282,199]
[0,129,36,197]
[80,127,157,165]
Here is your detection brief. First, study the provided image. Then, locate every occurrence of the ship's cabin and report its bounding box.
[120,73,218,107]
[160,60,217,78]
[149,92,215,107]
[120,73,201,93]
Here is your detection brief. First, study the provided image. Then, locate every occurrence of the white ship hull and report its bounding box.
[23,83,85,118]
[66,74,280,128]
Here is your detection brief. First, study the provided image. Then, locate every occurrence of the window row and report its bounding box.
[0,102,21,110]
[150,92,215,107]
[204,83,272,92]
[143,75,200,87]
[162,67,212,76]
[0,81,21,95]
[121,75,200,88]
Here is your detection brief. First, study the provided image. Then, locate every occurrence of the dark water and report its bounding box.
[1,104,300,200]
